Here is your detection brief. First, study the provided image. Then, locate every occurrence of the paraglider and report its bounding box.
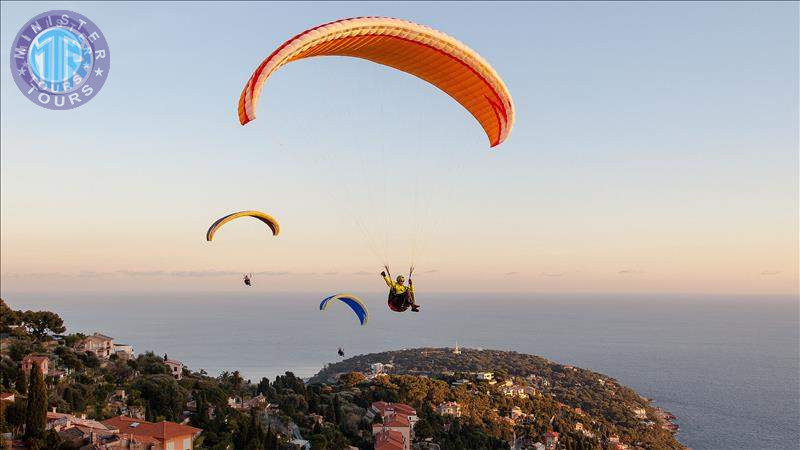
[381,266,420,312]
[319,294,369,326]
[238,16,515,147]
[206,211,280,241]
[206,211,279,287]
[338,347,345,357]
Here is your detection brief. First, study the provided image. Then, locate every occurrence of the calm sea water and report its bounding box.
[4,292,798,450]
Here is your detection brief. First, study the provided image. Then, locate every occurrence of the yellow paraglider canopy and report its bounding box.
[206,211,280,241]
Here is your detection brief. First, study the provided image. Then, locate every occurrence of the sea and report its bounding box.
[3,292,798,450]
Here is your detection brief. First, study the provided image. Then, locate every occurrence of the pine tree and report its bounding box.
[24,364,46,439]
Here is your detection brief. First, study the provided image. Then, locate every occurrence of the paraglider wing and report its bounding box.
[238,17,515,147]
[319,294,369,326]
[206,211,280,241]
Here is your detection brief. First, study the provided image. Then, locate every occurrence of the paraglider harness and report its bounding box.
[243,273,252,286]
[385,266,414,312]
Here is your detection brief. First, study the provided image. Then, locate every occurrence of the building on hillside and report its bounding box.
[631,407,647,419]
[436,402,461,418]
[77,333,114,358]
[21,355,49,377]
[369,401,417,450]
[545,431,559,450]
[452,342,461,355]
[102,415,202,450]
[289,438,311,449]
[475,372,493,381]
[165,359,184,380]
[114,343,135,359]
[373,419,410,450]
[501,385,529,399]
[48,369,67,382]
[370,363,385,374]
[374,427,406,450]
[46,410,110,432]
[58,424,160,449]
[510,406,528,421]
[227,394,268,411]
[367,402,418,428]
[532,443,545,450]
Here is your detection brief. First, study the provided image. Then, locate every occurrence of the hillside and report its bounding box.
[311,348,684,449]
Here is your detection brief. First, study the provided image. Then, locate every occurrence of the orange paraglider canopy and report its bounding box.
[238,17,514,147]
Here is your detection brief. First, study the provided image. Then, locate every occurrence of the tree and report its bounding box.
[256,377,270,396]
[230,371,244,393]
[0,299,21,332]
[15,368,27,394]
[4,400,26,436]
[132,374,187,420]
[338,372,366,387]
[21,311,65,339]
[25,364,47,439]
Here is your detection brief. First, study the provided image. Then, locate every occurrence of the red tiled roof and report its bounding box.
[102,415,201,441]
[382,414,410,428]
[374,429,404,450]
[372,401,416,416]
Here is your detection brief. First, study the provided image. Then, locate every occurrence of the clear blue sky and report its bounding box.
[2,2,797,294]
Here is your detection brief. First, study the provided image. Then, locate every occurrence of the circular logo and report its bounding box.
[9,10,110,110]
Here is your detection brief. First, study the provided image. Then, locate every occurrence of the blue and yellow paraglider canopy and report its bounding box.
[320,294,369,326]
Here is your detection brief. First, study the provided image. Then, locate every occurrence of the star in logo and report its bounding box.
[17,66,27,76]
[94,68,104,77]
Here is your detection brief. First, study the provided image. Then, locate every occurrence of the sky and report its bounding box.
[1,1,798,295]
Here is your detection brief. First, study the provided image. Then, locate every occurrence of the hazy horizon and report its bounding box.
[2,1,798,296]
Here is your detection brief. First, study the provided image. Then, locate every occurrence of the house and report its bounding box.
[631,407,647,419]
[510,406,526,421]
[373,419,410,450]
[501,385,528,399]
[545,431,559,450]
[77,333,114,358]
[374,427,406,450]
[451,379,470,388]
[369,402,417,450]
[436,402,461,417]
[227,396,242,408]
[21,355,49,377]
[370,363,385,374]
[289,438,311,449]
[48,369,68,382]
[114,343,135,359]
[227,394,267,411]
[102,415,202,450]
[46,410,110,432]
[475,372,493,381]
[165,359,184,380]
[533,443,546,450]
[368,402,418,428]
